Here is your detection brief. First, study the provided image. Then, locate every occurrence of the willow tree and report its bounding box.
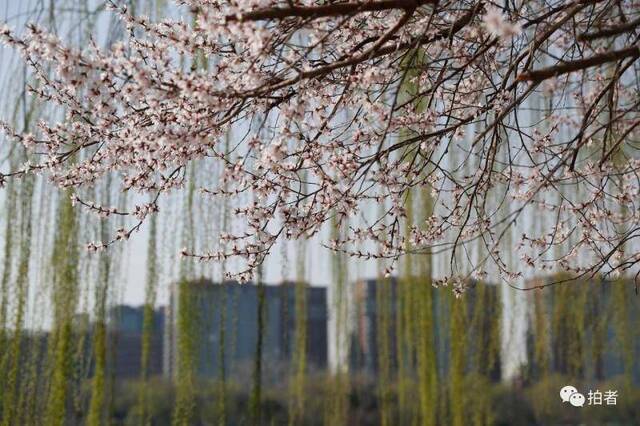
[44,192,80,425]
[288,197,308,425]
[325,217,350,426]
[136,213,158,426]
[0,159,35,426]
[87,180,115,426]
[172,164,200,426]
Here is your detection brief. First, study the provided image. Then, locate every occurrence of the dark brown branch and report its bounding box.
[578,17,640,41]
[225,0,436,22]
[517,45,640,82]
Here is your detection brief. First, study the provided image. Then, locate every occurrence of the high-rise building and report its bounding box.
[108,305,165,378]
[67,305,165,379]
[164,279,328,382]
[348,278,502,381]
[349,278,398,374]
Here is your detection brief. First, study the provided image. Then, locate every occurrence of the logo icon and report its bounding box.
[560,385,585,407]
[569,392,585,407]
[560,385,578,403]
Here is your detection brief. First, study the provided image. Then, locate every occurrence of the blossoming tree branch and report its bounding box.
[1,0,639,286]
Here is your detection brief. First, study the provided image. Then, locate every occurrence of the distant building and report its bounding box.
[349,278,398,374]
[108,305,165,378]
[348,278,502,380]
[68,305,165,379]
[164,279,328,381]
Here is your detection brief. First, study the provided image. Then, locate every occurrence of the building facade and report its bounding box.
[164,279,328,382]
[108,305,165,378]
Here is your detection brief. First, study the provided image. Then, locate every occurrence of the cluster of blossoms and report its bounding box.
[1,0,639,284]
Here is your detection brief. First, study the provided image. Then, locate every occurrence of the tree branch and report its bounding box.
[225,0,436,22]
[517,45,640,82]
[578,17,640,41]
